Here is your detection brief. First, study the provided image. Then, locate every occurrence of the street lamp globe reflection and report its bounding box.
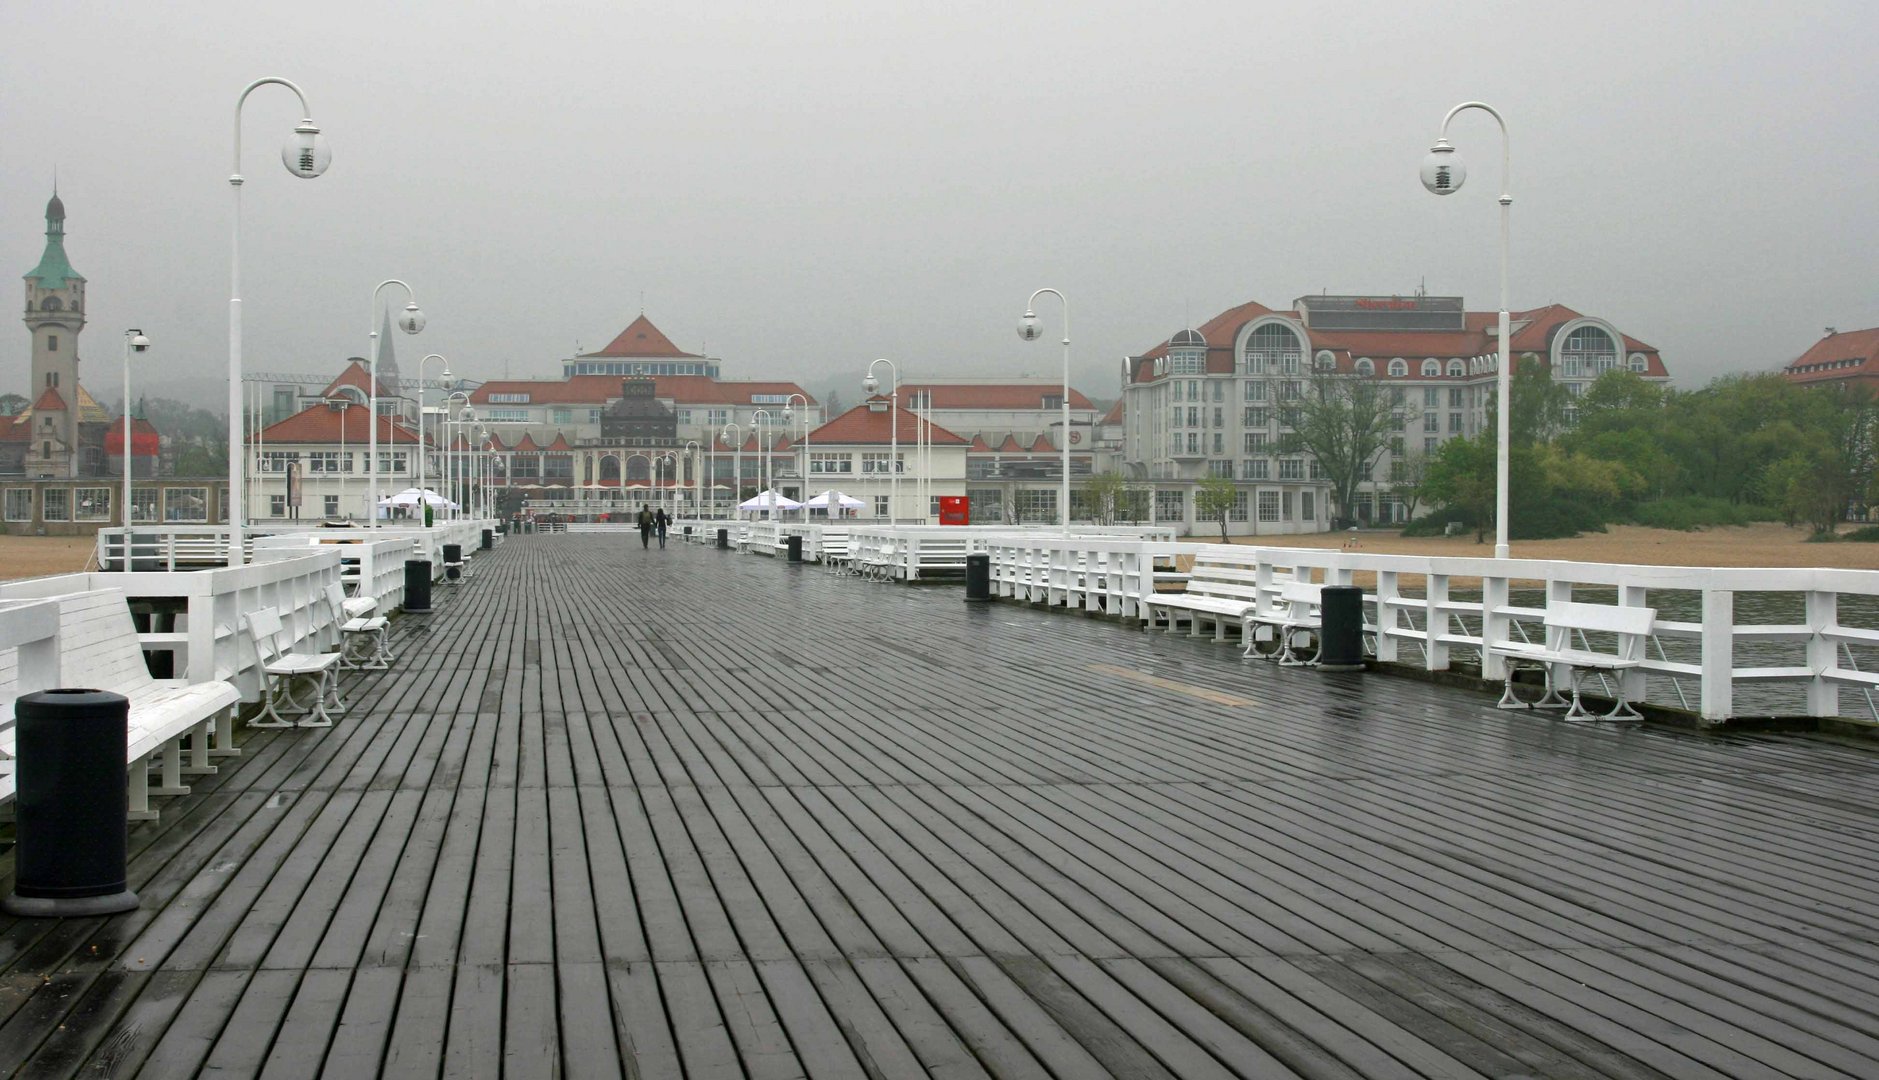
[282,121,332,179]
[397,302,426,334]
[129,333,150,353]
[1016,311,1042,341]
[862,375,879,395]
[1421,140,1465,195]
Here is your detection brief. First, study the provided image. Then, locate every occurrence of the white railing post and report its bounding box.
[1426,573,1451,671]
[1620,584,1651,706]
[1806,588,1838,718]
[1700,586,1733,721]
[1374,570,1400,663]
[1482,573,1510,680]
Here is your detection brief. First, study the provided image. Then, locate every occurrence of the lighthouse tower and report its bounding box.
[22,190,87,477]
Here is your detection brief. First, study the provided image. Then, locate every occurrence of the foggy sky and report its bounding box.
[4,0,1874,409]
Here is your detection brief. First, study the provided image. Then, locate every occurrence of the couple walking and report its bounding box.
[636,504,671,549]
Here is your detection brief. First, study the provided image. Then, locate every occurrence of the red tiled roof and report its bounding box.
[321,359,395,400]
[512,432,541,452]
[969,434,992,452]
[1133,299,1668,381]
[1028,433,1055,452]
[898,383,1096,410]
[104,417,161,456]
[30,387,67,412]
[581,315,697,358]
[1100,400,1124,425]
[996,434,1025,453]
[484,433,508,452]
[251,404,419,445]
[1782,327,1879,386]
[544,433,573,452]
[469,374,815,407]
[807,404,968,447]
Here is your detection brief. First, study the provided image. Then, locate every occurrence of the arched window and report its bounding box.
[1628,353,1648,373]
[39,296,62,312]
[1242,322,1304,376]
[1421,359,1440,378]
[1388,358,1407,377]
[1354,358,1375,376]
[1561,324,1620,379]
[1447,359,1466,377]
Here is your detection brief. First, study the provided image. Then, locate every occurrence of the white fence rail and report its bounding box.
[975,535,1879,724]
[0,551,344,703]
[0,599,63,698]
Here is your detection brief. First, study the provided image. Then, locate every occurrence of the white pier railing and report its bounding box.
[975,534,1879,723]
[0,550,343,703]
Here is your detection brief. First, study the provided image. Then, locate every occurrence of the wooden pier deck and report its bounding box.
[5,533,1879,1077]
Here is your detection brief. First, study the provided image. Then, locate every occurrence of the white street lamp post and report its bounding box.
[228,76,330,565]
[1018,289,1071,536]
[1423,100,1512,560]
[324,398,351,521]
[416,354,450,512]
[783,394,810,506]
[367,280,424,529]
[751,409,776,509]
[443,392,470,520]
[121,329,149,565]
[864,359,899,521]
[683,440,702,518]
[720,424,743,514]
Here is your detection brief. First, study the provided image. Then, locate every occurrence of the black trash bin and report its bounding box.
[964,553,992,602]
[405,559,433,613]
[443,543,463,582]
[3,690,139,917]
[1318,585,1365,672]
[716,528,729,549]
[481,528,494,551]
[787,535,804,563]
[684,525,693,539]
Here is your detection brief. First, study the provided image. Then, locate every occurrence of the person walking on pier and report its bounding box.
[636,504,654,549]
[655,507,671,548]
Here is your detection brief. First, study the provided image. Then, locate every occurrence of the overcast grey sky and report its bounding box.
[4,0,1874,408]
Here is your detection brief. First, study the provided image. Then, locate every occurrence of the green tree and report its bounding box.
[1424,434,1496,541]
[1194,476,1238,543]
[1389,449,1432,520]
[1083,470,1128,525]
[1284,364,1396,527]
[0,393,27,417]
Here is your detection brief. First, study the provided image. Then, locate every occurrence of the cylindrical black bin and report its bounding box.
[443,543,462,582]
[481,528,494,551]
[405,559,433,613]
[716,528,729,549]
[787,535,804,562]
[964,553,992,602]
[684,525,693,539]
[1318,585,1365,672]
[4,690,138,917]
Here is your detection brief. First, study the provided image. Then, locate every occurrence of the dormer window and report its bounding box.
[1042,394,1064,410]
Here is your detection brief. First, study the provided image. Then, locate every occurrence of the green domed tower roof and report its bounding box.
[24,190,82,289]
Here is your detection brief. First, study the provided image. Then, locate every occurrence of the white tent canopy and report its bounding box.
[738,490,803,512]
[378,487,458,509]
[804,490,866,509]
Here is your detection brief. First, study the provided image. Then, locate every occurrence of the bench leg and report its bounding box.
[251,675,297,729]
[127,758,156,821]
[211,706,241,759]
[375,626,397,666]
[183,720,218,777]
[299,670,342,728]
[148,738,190,797]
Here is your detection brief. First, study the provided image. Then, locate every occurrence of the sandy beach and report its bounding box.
[0,535,96,580]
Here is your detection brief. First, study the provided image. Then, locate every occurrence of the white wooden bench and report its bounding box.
[0,590,240,820]
[820,530,854,574]
[1487,600,1656,720]
[326,583,392,670]
[246,608,345,728]
[1244,581,1326,666]
[1146,557,1264,641]
[856,539,899,581]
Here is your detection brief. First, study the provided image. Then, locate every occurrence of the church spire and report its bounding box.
[25,188,81,289]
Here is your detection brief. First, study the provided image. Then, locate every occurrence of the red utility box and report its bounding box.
[938,496,970,525]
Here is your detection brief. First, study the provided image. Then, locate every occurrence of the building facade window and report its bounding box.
[1561,325,1620,379]
[1279,458,1305,480]
[1209,460,1233,479]
[324,495,341,517]
[809,452,852,474]
[1447,359,1466,377]
[131,489,158,523]
[1242,322,1304,376]
[1229,490,1250,521]
[1258,490,1281,522]
[1155,489,1185,520]
[42,489,69,521]
[269,494,287,517]
[74,488,110,521]
[1421,359,1440,377]
[165,487,209,522]
[1244,459,1269,479]
[1389,358,1408,377]
[861,452,903,474]
[3,490,31,521]
[1301,492,1315,521]
[1016,489,1057,522]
